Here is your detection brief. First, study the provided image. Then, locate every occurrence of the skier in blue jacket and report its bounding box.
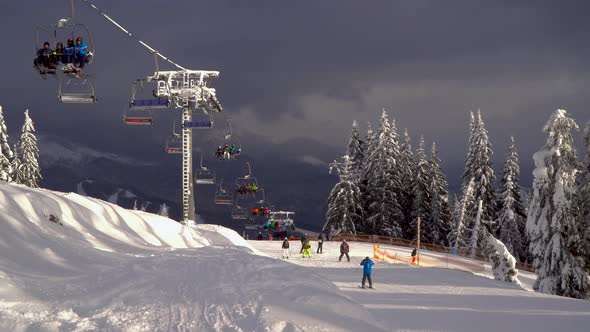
[360,256,374,289]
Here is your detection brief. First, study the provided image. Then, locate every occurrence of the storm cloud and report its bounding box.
[1,0,590,187]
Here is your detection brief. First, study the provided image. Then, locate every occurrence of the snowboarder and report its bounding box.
[360,256,374,289]
[282,238,290,259]
[339,239,350,262]
[316,233,324,254]
[302,238,312,258]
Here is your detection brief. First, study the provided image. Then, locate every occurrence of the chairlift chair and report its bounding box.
[165,121,183,154]
[57,76,96,103]
[130,78,170,110]
[231,205,248,220]
[235,162,259,198]
[123,108,153,126]
[183,109,214,129]
[35,0,95,88]
[214,178,234,205]
[195,154,215,185]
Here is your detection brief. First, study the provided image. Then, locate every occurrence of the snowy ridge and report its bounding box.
[0,183,378,331]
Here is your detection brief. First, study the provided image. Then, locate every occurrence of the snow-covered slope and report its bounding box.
[250,240,590,332]
[0,183,379,331]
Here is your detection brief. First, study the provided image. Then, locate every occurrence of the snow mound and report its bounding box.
[0,183,379,331]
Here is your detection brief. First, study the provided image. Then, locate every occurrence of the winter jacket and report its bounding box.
[360,258,374,274]
[303,240,311,249]
[75,41,88,55]
[318,234,324,243]
[340,242,349,254]
[282,240,289,249]
[411,248,417,257]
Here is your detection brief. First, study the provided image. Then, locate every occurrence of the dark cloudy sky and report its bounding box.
[1,0,589,186]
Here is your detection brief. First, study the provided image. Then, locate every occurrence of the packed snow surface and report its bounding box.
[1,183,590,331]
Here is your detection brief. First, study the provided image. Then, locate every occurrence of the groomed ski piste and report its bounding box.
[1,183,589,331]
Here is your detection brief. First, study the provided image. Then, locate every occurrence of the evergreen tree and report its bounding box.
[450,179,475,251]
[497,137,528,261]
[346,120,365,181]
[462,111,498,246]
[362,110,403,237]
[399,128,415,239]
[0,106,14,182]
[410,136,431,240]
[10,144,20,184]
[358,122,375,234]
[16,110,41,188]
[133,200,138,210]
[427,142,452,245]
[577,122,590,270]
[324,155,363,235]
[158,203,170,217]
[527,109,589,299]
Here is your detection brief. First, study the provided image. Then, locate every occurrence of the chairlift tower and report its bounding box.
[151,70,223,224]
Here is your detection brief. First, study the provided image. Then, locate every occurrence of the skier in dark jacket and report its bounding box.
[339,239,350,262]
[282,238,290,259]
[316,233,324,254]
[257,232,263,240]
[360,256,374,288]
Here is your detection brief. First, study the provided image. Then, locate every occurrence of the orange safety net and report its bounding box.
[373,244,485,273]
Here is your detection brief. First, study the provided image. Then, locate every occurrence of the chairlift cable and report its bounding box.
[78,0,186,71]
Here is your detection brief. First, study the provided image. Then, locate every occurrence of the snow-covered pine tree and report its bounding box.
[410,136,432,241]
[427,142,452,245]
[484,233,522,286]
[577,122,590,270]
[469,199,484,257]
[462,110,498,245]
[462,111,476,189]
[16,110,41,188]
[133,200,138,210]
[324,155,363,235]
[158,203,170,217]
[497,137,528,261]
[358,122,375,233]
[346,120,365,181]
[449,179,475,251]
[527,109,590,299]
[362,110,403,237]
[10,144,20,184]
[399,128,415,239]
[0,106,14,182]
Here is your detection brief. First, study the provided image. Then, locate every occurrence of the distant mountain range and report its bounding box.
[37,134,339,232]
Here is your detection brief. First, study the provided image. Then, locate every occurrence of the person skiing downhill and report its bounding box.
[282,238,290,259]
[339,239,350,262]
[360,256,374,289]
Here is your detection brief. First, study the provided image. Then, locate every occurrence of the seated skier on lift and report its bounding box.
[34,42,56,74]
[229,144,237,158]
[215,146,224,159]
[223,144,231,159]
